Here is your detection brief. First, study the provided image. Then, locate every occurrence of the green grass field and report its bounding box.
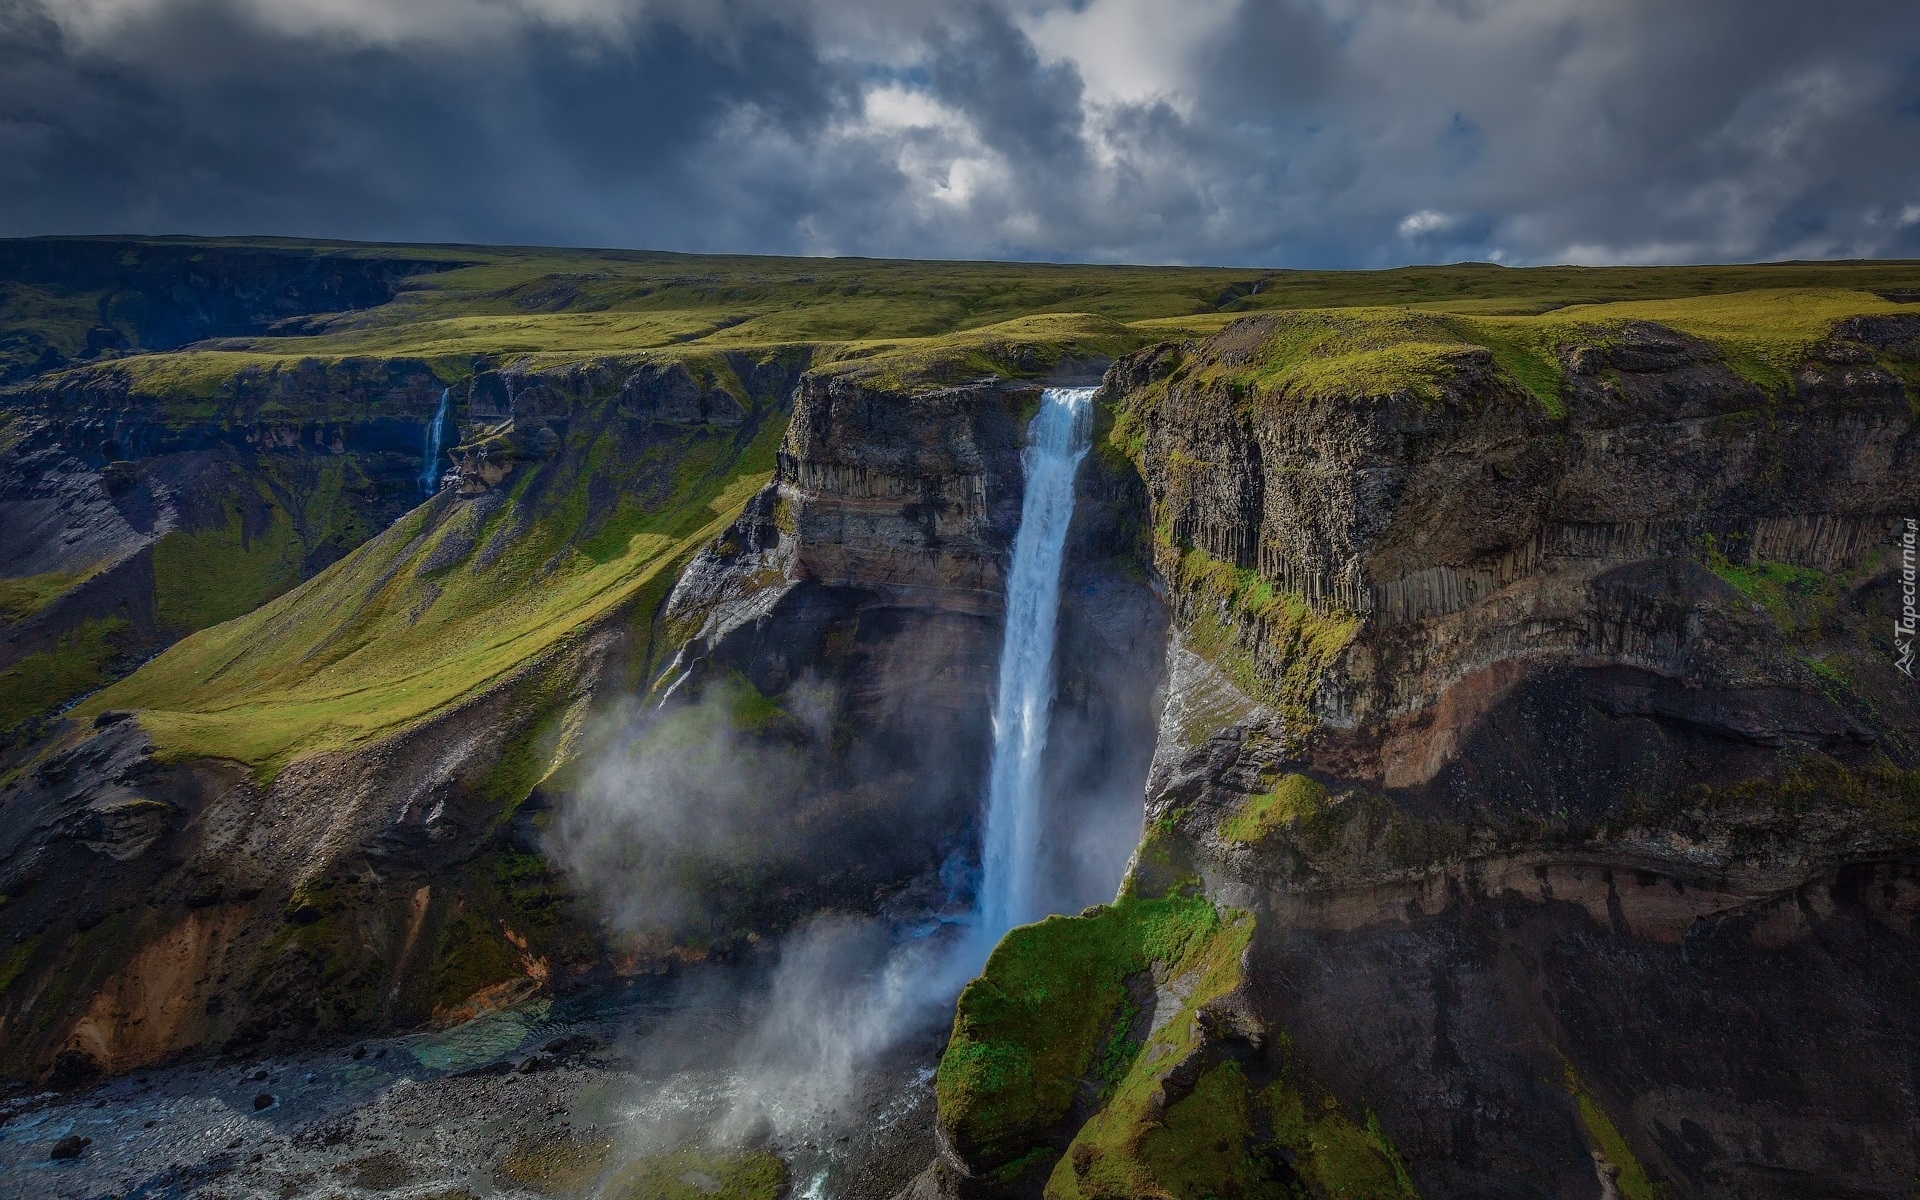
[13,237,1919,409]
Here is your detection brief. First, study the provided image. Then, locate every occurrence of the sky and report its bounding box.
[3,0,1918,267]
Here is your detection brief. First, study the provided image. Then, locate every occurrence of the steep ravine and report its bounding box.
[3,298,1917,1200]
[0,357,458,756]
[920,314,1920,1199]
[0,351,1164,1094]
[0,353,799,1080]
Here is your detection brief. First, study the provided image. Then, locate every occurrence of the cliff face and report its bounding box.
[0,357,454,755]
[659,367,1163,934]
[925,314,1920,1199]
[1128,312,1912,810]
[0,238,460,383]
[7,261,1917,1200]
[0,355,795,1081]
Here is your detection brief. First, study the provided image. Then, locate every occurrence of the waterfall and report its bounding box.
[976,386,1095,939]
[420,387,450,496]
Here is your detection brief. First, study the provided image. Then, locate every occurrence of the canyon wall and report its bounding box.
[924,314,1920,1199]
[0,357,456,755]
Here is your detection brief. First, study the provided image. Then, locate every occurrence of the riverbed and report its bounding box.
[0,964,941,1200]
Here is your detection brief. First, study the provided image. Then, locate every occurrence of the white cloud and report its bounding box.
[1020,0,1240,112]
[7,0,1919,266]
[42,0,653,47]
[1398,210,1454,238]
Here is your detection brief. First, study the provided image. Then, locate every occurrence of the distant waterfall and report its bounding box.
[976,386,1095,938]
[420,387,450,496]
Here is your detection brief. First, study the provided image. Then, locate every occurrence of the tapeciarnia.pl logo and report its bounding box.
[1900,517,1917,678]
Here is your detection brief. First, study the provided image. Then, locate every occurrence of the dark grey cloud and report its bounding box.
[2,0,1917,265]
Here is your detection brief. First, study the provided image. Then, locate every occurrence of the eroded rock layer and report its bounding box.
[922,315,1920,1199]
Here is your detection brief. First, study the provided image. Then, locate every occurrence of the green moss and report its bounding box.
[1172,547,1361,729]
[476,686,567,810]
[1055,1007,1417,1200]
[430,903,526,1013]
[1804,654,1851,688]
[984,1146,1057,1188]
[1219,774,1329,845]
[1700,544,1833,632]
[1133,1062,1290,1200]
[1561,1059,1658,1200]
[0,567,105,622]
[605,1148,788,1200]
[1258,1048,1419,1200]
[495,1132,616,1194]
[1170,288,1911,421]
[84,405,786,777]
[1105,387,1152,468]
[1091,991,1144,1102]
[1219,309,1475,405]
[1609,755,1920,851]
[937,890,1251,1173]
[14,237,1918,416]
[1123,809,1193,898]
[242,876,403,1032]
[723,671,789,734]
[1552,288,1887,392]
[0,616,129,729]
[151,501,304,631]
[814,312,1143,393]
[430,848,587,1013]
[0,933,43,998]
[0,282,98,372]
[1445,317,1568,416]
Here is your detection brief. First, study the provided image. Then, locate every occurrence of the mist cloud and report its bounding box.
[6,0,1914,266]
[547,688,814,941]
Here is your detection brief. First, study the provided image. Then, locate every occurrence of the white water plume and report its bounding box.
[975,385,1094,939]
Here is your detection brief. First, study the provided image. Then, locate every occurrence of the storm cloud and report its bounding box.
[3,0,1917,265]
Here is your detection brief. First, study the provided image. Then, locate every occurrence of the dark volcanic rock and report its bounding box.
[1022,315,1920,1199]
[918,315,1919,1200]
[49,1133,91,1160]
[653,371,1165,938]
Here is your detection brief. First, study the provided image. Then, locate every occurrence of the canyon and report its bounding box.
[0,240,1916,1199]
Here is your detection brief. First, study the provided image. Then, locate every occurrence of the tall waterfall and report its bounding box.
[976,386,1095,938]
[419,387,450,496]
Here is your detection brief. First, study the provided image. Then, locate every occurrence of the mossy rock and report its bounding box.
[1219,774,1328,845]
[936,890,1251,1171]
[605,1148,789,1200]
[495,1132,615,1194]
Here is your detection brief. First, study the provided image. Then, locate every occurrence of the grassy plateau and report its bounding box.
[1,237,1913,775]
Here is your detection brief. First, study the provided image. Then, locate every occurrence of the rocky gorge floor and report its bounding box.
[0,962,942,1200]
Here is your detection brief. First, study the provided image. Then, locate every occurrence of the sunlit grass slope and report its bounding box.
[81,400,783,776]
